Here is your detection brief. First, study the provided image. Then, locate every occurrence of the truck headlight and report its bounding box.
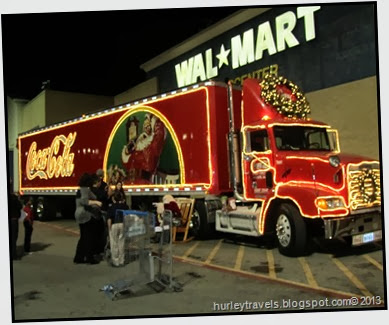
[316,197,345,210]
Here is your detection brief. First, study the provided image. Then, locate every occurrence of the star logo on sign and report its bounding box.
[216,44,231,68]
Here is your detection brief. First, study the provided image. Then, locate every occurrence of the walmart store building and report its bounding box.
[137,4,379,160]
[7,3,380,191]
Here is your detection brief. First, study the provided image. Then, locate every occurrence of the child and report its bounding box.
[107,191,129,267]
[23,197,34,254]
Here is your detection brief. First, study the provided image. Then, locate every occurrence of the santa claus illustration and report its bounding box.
[122,113,166,184]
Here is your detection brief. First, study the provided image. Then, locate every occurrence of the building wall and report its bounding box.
[114,77,159,106]
[9,90,114,192]
[307,76,379,160]
[45,90,114,125]
[21,91,46,132]
[141,4,380,161]
[145,5,376,94]
[7,97,28,192]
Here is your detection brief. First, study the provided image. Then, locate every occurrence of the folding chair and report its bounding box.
[172,198,195,243]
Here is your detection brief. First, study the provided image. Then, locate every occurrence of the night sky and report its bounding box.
[2,7,241,100]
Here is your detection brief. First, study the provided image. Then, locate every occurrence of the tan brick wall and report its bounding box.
[21,91,46,132]
[45,90,114,125]
[306,77,380,160]
[114,78,159,106]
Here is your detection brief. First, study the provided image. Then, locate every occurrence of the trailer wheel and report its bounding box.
[275,203,307,256]
[191,200,211,239]
[35,197,56,221]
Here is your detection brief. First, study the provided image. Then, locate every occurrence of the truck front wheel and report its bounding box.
[275,204,307,256]
[191,199,211,239]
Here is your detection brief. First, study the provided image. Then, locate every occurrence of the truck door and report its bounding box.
[242,128,274,199]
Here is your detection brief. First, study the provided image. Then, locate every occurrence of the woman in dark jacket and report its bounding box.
[73,173,102,264]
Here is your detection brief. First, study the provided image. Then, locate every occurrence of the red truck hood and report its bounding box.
[280,151,380,195]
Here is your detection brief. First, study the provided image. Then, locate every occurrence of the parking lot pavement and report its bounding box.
[10,220,387,321]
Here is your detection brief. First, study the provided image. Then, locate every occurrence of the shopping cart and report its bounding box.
[104,209,154,266]
[101,209,182,300]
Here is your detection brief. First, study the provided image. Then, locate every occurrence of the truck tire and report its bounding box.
[275,203,307,256]
[191,199,211,239]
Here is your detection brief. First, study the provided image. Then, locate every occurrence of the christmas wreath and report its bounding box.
[259,74,311,119]
[358,169,380,204]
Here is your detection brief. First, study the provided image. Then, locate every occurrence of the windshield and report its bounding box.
[274,126,332,151]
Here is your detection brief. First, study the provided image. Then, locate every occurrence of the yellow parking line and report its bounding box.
[332,257,373,296]
[266,250,276,278]
[205,239,223,264]
[363,255,383,271]
[234,245,245,270]
[298,257,319,288]
[174,255,375,301]
[182,242,200,259]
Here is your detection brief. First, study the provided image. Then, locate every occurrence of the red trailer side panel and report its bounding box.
[19,84,228,194]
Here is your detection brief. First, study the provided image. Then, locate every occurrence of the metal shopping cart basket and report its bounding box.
[101,209,182,300]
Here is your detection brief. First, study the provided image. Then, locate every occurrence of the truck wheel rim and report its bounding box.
[36,200,45,220]
[190,210,200,235]
[276,214,291,247]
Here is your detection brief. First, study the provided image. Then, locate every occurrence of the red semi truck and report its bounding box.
[17,75,382,255]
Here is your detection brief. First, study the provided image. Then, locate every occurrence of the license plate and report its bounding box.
[363,232,374,243]
[352,230,382,246]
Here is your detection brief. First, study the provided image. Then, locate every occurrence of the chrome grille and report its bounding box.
[348,163,381,210]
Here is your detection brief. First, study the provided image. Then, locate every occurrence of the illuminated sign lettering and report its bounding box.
[175,6,321,87]
[26,132,77,180]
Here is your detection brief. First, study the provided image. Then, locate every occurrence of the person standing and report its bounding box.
[74,173,102,265]
[91,172,109,257]
[95,169,108,208]
[107,191,129,267]
[8,191,22,260]
[107,180,126,206]
[23,197,34,254]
